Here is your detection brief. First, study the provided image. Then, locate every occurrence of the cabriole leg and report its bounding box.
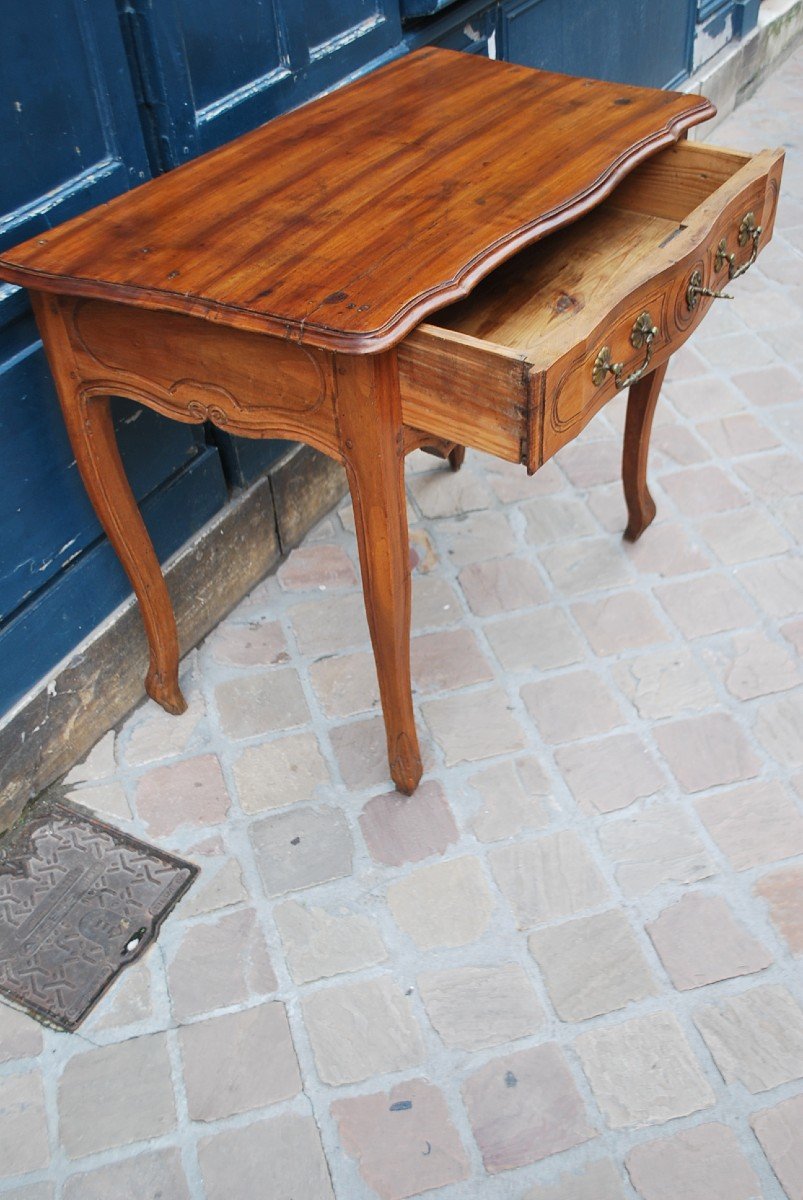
[336,350,423,795]
[622,360,668,542]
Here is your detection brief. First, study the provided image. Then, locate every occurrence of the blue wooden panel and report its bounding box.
[498,0,695,89]
[0,448,227,714]
[0,314,212,619]
[401,0,463,19]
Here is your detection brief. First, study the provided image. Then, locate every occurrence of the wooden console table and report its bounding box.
[0,49,783,794]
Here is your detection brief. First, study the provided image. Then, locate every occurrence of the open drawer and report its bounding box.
[397,140,784,474]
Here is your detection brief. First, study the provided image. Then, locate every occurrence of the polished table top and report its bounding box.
[0,48,713,353]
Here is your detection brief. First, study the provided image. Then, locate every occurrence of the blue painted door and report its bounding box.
[0,1,227,714]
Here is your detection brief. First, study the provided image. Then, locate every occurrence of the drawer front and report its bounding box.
[536,147,783,466]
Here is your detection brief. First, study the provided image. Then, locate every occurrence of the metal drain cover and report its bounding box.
[0,801,197,1030]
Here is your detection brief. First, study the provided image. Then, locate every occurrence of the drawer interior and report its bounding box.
[425,140,753,355]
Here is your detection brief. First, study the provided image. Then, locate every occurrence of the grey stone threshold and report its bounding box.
[0,445,347,834]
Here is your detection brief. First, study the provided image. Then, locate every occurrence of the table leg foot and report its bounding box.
[448,444,466,472]
[146,668,188,716]
[622,360,668,543]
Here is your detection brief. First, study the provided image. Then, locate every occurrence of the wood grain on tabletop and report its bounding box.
[0,47,714,353]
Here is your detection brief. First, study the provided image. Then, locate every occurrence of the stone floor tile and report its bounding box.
[418,963,544,1049]
[540,537,633,595]
[695,779,803,869]
[646,892,772,990]
[458,556,547,615]
[555,733,664,813]
[754,690,803,768]
[575,1011,715,1129]
[624,522,711,576]
[123,692,206,767]
[735,451,803,501]
[0,1003,43,1063]
[710,628,800,699]
[277,543,357,590]
[754,865,803,956]
[613,647,716,720]
[330,717,391,789]
[408,463,495,517]
[180,1002,300,1121]
[289,591,370,655]
[309,650,380,717]
[780,495,803,543]
[274,899,387,983]
[411,574,463,629]
[0,1071,49,1176]
[301,975,425,1085]
[167,908,276,1020]
[199,1112,335,1200]
[482,453,563,502]
[58,1034,175,1159]
[84,960,153,1033]
[571,591,670,656]
[135,753,230,836]
[654,574,756,637]
[436,510,517,566]
[233,731,330,812]
[249,804,353,896]
[66,779,132,820]
[652,424,710,465]
[521,495,598,544]
[462,1042,595,1173]
[64,728,117,785]
[698,507,789,564]
[529,909,657,1021]
[332,1078,471,1200]
[422,687,527,765]
[660,465,747,516]
[598,805,715,896]
[694,984,803,1093]
[485,608,585,672]
[653,712,760,793]
[521,670,624,744]
[490,830,609,928]
[215,668,310,739]
[209,618,288,667]
[737,557,803,618]
[701,331,776,373]
[666,373,744,419]
[523,1158,628,1200]
[411,628,494,693]
[735,362,800,407]
[751,1094,803,1200]
[359,780,458,865]
[783,616,803,655]
[62,1148,191,1200]
[625,1122,763,1200]
[697,412,780,457]
[387,855,494,949]
[557,438,622,488]
[469,757,551,842]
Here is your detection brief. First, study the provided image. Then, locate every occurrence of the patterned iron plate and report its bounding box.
[0,801,197,1030]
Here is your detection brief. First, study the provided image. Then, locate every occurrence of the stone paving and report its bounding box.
[1,45,803,1200]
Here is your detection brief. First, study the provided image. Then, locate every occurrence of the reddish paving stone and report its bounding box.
[418,963,544,1050]
[135,754,230,836]
[694,984,803,1093]
[199,1113,334,1200]
[277,543,358,590]
[653,712,760,793]
[0,1071,50,1176]
[555,733,664,813]
[660,465,747,515]
[754,864,803,955]
[571,592,670,656]
[625,1122,763,1200]
[694,780,803,869]
[655,574,756,638]
[62,1149,191,1200]
[521,670,625,744]
[359,780,458,866]
[646,892,772,990]
[210,619,288,667]
[462,1043,595,1173]
[469,757,551,842]
[167,909,277,1021]
[523,1159,628,1200]
[751,1094,803,1200]
[332,1078,471,1200]
[410,628,494,693]
[458,556,547,615]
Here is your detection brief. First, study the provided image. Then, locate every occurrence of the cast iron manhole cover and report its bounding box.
[0,801,197,1030]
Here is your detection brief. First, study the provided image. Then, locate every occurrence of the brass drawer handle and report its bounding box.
[715,210,762,281]
[592,311,658,390]
[687,268,733,310]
